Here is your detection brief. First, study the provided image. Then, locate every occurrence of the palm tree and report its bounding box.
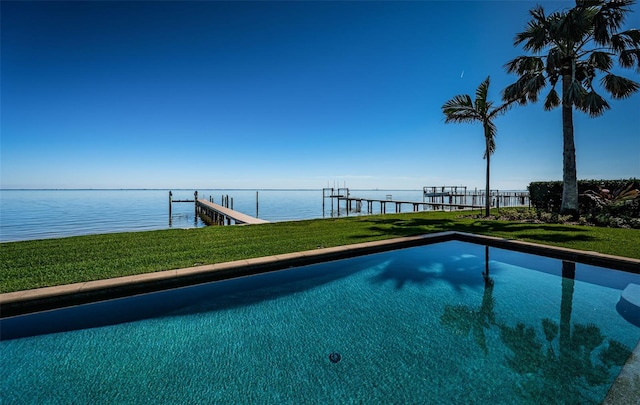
[442,76,511,217]
[503,0,640,216]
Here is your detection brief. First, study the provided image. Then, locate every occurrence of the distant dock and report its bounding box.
[323,186,530,216]
[196,198,268,225]
[169,191,268,226]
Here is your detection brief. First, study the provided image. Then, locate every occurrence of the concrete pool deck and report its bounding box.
[2,231,640,403]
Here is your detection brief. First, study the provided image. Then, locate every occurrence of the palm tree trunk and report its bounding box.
[485,132,491,217]
[559,261,576,361]
[561,74,578,217]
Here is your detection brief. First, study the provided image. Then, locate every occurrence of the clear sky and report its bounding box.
[2,1,639,190]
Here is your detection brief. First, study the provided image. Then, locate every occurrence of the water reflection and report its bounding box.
[440,246,495,352]
[168,212,199,228]
[370,245,489,291]
[500,260,631,402]
[440,257,632,403]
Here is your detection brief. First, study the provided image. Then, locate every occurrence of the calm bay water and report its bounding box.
[0,189,429,242]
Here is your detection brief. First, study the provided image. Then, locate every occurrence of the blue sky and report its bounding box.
[2,1,639,190]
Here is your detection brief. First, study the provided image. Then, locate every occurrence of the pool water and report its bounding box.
[2,241,639,404]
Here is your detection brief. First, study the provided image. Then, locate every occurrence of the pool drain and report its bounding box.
[329,352,341,363]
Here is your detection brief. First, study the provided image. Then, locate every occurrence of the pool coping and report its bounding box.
[1,231,639,318]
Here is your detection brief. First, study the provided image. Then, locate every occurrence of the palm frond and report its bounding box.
[475,77,491,114]
[595,0,635,38]
[578,90,611,117]
[488,101,513,119]
[546,47,565,75]
[611,30,640,50]
[574,61,591,84]
[518,23,550,52]
[507,72,548,104]
[588,51,614,71]
[601,74,640,99]
[516,5,550,51]
[544,88,561,110]
[557,6,597,45]
[618,29,640,47]
[592,13,611,44]
[591,0,626,44]
[612,182,640,201]
[443,77,505,162]
[576,61,602,91]
[483,120,497,158]
[611,34,626,53]
[502,82,525,104]
[443,93,473,107]
[564,79,588,105]
[523,72,547,99]
[442,94,481,124]
[504,56,545,75]
[619,49,640,71]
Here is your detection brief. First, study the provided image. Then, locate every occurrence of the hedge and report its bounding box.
[528,179,639,215]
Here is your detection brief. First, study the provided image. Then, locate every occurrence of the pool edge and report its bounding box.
[1,231,639,318]
[603,339,640,405]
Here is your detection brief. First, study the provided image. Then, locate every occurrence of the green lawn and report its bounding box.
[1,210,639,293]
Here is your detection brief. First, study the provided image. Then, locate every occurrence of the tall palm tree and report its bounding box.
[503,0,640,216]
[442,76,511,217]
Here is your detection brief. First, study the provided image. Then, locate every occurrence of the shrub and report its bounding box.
[581,181,640,228]
[529,181,564,212]
[528,179,639,228]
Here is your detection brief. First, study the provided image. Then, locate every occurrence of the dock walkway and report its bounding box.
[322,186,530,217]
[196,199,268,225]
[342,197,482,214]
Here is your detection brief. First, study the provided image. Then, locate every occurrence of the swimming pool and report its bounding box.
[1,240,639,404]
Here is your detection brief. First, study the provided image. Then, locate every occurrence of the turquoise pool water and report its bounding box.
[2,241,639,404]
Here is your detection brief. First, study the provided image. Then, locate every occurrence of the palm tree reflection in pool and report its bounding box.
[441,257,632,403]
[441,245,495,352]
[500,261,631,403]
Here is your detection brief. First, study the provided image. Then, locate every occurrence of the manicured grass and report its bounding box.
[1,210,639,293]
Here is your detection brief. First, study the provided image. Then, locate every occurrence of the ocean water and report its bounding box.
[0,189,432,242]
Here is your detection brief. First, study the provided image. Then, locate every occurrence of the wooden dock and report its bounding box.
[322,187,530,217]
[196,198,268,225]
[169,191,267,226]
[341,197,483,215]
